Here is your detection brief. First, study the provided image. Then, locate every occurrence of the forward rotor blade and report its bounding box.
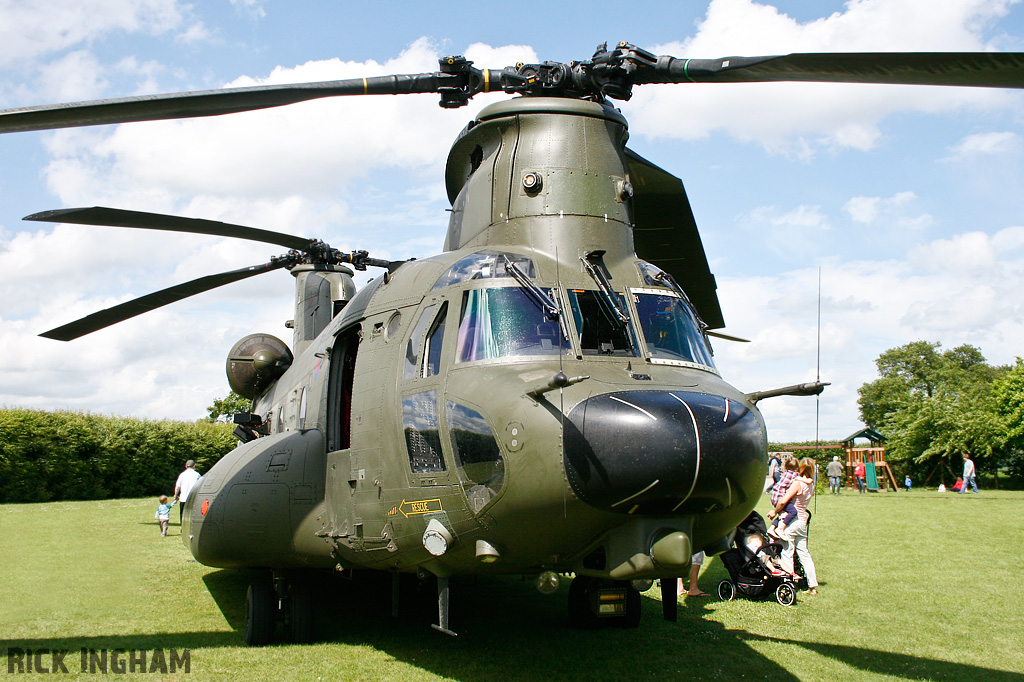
[0,72,470,134]
[640,52,1024,88]
[40,260,289,341]
[25,207,312,251]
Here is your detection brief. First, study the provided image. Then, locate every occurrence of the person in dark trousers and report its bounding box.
[826,456,844,494]
[174,460,201,523]
[960,454,978,494]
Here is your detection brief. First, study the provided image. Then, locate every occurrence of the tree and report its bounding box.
[206,391,252,422]
[858,341,1008,480]
[858,341,942,429]
[993,358,1024,483]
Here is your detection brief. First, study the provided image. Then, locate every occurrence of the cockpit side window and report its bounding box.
[446,401,505,513]
[424,302,449,377]
[404,304,436,379]
[402,390,446,474]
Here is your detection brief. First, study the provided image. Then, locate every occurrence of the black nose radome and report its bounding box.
[563,390,765,515]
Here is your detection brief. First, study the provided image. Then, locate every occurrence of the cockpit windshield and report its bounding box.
[456,287,569,362]
[567,290,639,357]
[632,289,716,369]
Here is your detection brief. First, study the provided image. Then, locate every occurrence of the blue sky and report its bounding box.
[2,0,1023,442]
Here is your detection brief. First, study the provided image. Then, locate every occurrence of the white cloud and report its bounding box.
[944,131,1022,160]
[0,0,185,68]
[843,191,932,229]
[229,0,266,20]
[716,224,1024,439]
[41,39,507,206]
[35,51,110,102]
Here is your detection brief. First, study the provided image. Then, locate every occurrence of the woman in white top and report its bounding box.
[768,457,819,595]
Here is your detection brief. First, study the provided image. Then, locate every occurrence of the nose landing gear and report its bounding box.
[567,575,642,629]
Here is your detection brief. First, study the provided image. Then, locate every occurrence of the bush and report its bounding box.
[0,408,237,503]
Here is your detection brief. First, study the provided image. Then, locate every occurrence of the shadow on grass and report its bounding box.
[7,567,1020,682]
[739,632,1024,682]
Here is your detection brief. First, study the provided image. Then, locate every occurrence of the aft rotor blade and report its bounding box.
[640,52,1024,88]
[626,149,724,330]
[25,206,313,251]
[0,72,471,134]
[40,260,289,341]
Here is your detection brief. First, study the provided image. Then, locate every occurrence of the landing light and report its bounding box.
[475,539,501,563]
[536,571,560,594]
[422,519,453,557]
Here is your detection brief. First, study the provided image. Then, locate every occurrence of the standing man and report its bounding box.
[826,456,844,494]
[960,454,978,494]
[174,460,202,524]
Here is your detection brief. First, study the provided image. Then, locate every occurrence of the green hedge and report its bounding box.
[0,408,238,503]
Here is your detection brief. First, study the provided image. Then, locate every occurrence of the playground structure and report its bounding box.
[781,427,900,492]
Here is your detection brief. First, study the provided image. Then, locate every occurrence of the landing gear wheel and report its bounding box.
[568,576,600,629]
[244,580,277,646]
[776,581,797,607]
[717,580,735,601]
[285,578,314,643]
[617,583,642,629]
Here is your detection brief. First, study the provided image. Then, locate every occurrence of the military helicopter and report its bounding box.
[3,43,1023,643]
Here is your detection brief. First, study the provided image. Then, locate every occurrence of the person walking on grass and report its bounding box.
[961,454,978,494]
[155,495,176,536]
[174,460,201,523]
[826,456,844,494]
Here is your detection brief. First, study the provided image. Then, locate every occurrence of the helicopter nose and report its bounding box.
[563,390,765,515]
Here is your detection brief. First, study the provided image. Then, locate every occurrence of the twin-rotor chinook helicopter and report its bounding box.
[5,42,1024,642]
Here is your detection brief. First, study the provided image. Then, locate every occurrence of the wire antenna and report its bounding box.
[814,267,822,515]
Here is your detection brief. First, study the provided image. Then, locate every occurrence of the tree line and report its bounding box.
[0,408,238,503]
[857,341,1024,487]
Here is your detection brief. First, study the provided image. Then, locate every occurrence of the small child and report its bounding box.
[155,495,176,536]
[767,457,799,539]
[905,475,912,492]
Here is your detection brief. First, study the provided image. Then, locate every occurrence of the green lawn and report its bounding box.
[2,490,1022,681]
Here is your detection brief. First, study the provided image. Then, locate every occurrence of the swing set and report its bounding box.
[782,427,900,492]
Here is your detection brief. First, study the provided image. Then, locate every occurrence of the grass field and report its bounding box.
[2,489,1023,681]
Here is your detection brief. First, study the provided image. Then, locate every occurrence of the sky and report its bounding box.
[1,0,1023,442]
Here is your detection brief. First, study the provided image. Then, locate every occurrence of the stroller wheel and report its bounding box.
[776,581,796,607]
[717,580,735,601]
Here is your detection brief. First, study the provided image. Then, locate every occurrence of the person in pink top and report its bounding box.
[768,457,819,595]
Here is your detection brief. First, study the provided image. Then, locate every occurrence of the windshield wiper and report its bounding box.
[502,255,560,320]
[581,251,630,329]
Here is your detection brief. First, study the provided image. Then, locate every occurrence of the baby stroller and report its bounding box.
[716,511,798,606]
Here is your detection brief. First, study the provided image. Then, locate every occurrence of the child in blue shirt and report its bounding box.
[155,495,176,536]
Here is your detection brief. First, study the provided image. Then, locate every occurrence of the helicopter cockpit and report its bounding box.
[420,249,718,369]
